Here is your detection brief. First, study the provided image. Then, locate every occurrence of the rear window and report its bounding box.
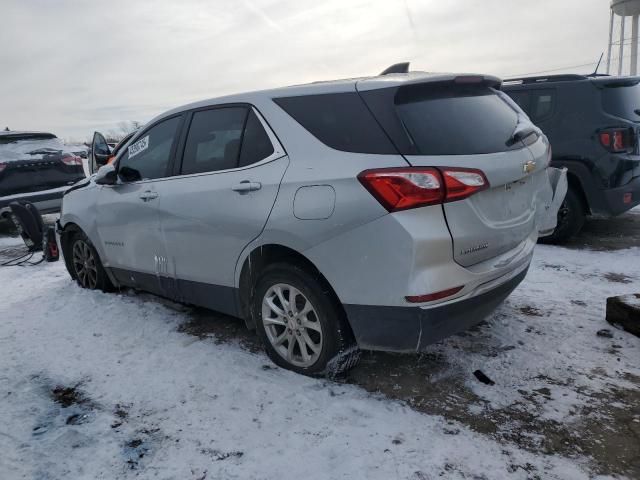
[274,92,396,154]
[395,85,518,155]
[602,84,640,120]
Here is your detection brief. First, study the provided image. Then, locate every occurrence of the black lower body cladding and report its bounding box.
[344,268,528,352]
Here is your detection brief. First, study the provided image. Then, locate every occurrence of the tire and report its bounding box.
[539,186,585,245]
[253,263,359,377]
[67,231,114,291]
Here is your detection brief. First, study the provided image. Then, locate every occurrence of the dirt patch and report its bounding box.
[603,272,634,284]
[564,209,640,251]
[200,448,244,461]
[178,307,261,354]
[51,385,90,408]
[519,306,544,317]
[345,353,640,478]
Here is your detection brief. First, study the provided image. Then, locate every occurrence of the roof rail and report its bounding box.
[380,62,410,75]
[503,73,589,85]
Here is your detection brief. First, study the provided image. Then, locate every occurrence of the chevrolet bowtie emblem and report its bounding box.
[523,161,536,174]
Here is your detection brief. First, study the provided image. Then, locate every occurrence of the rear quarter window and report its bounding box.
[602,84,640,120]
[395,85,518,155]
[274,92,397,154]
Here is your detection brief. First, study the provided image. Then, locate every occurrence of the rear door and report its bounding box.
[364,81,552,267]
[95,115,183,292]
[155,105,288,314]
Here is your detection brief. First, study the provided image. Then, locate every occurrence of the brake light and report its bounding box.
[599,129,631,152]
[358,167,489,212]
[61,154,83,166]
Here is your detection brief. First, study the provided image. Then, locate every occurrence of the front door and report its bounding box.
[95,115,183,293]
[156,106,288,315]
[90,131,110,174]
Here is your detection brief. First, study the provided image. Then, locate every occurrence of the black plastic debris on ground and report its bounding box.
[597,329,614,338]
[473,370,495,386]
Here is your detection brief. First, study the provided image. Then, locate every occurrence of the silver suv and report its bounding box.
[58,71,567,375]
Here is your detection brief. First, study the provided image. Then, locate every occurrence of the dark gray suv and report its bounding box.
[503,74,640,243]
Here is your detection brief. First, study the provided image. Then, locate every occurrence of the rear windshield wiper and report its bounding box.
[506,114,540,147]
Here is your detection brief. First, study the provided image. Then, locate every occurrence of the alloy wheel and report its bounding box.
[261,283,323,368]
[72,240,98,289]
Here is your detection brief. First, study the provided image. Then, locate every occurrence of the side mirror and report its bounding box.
[95,152,111,167]
[90,131,111,174]
[95,164,117,185]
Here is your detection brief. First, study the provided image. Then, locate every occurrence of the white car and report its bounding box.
[58,69,567,375]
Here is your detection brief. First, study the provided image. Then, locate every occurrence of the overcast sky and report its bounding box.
[0,0,614,141]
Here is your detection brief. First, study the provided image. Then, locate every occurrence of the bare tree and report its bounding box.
[117,120,142,138]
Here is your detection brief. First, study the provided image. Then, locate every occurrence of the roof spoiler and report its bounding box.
[380,62,410,75]
[590,76,640,88]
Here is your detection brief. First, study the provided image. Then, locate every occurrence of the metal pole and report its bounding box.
[607,8,614,74]
[619,16,626,76]
[632,15,639,75]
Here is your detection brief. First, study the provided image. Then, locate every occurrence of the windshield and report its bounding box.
[395,85,519,155]
[602,83,640,121]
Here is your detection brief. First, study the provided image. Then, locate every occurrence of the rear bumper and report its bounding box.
[0,187,66,214]
[344,264,528,352]
[602,175,640,216]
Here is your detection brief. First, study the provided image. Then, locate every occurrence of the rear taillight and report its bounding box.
[61,154,83,166]
[358,167,489,212]
[599,128,632,153]
[0,162,6,173]
[358,168,444,212]
[441,168,489,202]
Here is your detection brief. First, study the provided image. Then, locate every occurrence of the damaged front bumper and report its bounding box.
[538,167,568,237]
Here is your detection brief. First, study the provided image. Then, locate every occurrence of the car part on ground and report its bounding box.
[2,201,58,266]
[58,68,567,375]
[539,186,586,244]
[503,74,640,243]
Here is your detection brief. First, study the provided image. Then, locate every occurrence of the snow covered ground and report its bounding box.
[0,209,639,479]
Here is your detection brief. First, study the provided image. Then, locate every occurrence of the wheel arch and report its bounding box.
[59,222,82,280]
[60,221,119,287]
[236,243,349,333]
[566,171,589,214]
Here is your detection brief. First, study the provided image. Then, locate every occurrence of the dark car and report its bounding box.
[503,74,640,243]
[0,131,86,215]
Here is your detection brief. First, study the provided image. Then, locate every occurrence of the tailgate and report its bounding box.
[408,145,549,267]
[0,158,84,197]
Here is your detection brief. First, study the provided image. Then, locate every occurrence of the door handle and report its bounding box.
[139,190,158,201]
[232,181,262,194]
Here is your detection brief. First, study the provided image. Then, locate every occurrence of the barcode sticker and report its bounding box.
[128,135,149,158]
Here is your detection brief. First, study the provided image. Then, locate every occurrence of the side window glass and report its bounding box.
[118,116,181,182]
[531,92,555,122]
[181,107,247,175]
[238,110,275,167]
